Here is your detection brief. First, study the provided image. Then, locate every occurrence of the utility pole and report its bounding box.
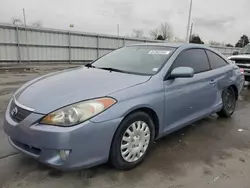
[23,8,30,63]
[185,0,193,42]
[13,20,22,63]
[189,23,194,43]
[117,24,120,37]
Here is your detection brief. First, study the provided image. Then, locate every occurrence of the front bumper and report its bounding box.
[4,100,122,171]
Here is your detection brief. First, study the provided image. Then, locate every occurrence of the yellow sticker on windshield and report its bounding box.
[148,50,170,55]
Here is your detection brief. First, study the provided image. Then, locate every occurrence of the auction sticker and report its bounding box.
[152,68,159,72]
[148,50,170,55]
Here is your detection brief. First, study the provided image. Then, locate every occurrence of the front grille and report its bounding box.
[9,100,32,123]
[235,60,250,72]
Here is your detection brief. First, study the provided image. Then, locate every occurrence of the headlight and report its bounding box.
[40,97,116,126]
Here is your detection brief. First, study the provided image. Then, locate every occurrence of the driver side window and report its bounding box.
[172,49,210,74]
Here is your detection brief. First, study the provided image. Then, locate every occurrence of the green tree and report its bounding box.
[156,35,164,40]
[235,35,249,47]
[225,44,234,47]
[189,34,204,44]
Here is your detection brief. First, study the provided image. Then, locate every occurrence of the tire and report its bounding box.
[217,87,236,117]
[110,111,155,170]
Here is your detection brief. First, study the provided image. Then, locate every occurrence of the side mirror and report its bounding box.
[169,67,194,79]
[233,51,239,55]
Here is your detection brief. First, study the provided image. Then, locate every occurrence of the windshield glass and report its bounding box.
[240,45,250,54]
[92,46,176,75]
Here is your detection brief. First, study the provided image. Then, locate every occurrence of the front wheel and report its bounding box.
[110,112,155,170]
[217,87,236,117]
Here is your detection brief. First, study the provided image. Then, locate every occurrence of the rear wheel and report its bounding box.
[110,112,155,170]
[217,87,236,117]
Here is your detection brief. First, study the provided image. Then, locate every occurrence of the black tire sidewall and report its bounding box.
[110,111,155,170]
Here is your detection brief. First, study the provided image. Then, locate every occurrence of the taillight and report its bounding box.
[240,68,244,74]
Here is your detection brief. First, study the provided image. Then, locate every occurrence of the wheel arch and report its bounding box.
[125,107,160,139]
[108,106,161,163]
[229,84,238,100]
[117,106,161,140]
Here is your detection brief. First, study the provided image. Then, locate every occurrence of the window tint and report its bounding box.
[172,49,210,74]
[206,50,228,69]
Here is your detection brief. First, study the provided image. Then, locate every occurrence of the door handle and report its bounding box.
[210,79,215,85]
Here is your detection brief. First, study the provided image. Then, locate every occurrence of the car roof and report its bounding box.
[129,43,210,49]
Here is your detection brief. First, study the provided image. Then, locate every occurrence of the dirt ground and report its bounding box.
[1,66,250,188]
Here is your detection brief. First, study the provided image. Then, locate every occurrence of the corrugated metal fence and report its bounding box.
[210,45,241,58]
[0,23,242,64]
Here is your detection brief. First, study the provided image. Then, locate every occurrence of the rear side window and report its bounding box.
[172,49,210,74]
[206,50,228,69]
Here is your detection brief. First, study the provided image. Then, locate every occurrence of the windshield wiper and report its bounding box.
[96,67,125,73]
[85,63,95,68]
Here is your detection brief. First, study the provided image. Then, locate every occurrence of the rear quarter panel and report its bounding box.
[213,63,244,99]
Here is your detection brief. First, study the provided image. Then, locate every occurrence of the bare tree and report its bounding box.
[12,18,23,25]
[32,21,43,27]
[172,37,185,43]
[149,28,159,40]
[209,41,221,46]
[149,22,173,41]
[132,29,144,38]
[159,22,173,41]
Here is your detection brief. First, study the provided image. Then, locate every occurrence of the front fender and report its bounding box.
[90,79,165,133]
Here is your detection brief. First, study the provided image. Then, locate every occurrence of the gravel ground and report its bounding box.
[1,66,250,188]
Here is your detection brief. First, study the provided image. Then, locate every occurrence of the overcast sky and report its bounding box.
[0,0,249,44]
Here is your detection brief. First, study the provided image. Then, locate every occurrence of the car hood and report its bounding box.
[228,54,250,60]
[14,67,151,114]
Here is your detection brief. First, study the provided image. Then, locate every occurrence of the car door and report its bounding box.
[205,50,233,111]
[163,49,217,133]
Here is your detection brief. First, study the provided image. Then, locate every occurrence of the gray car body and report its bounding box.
[4,43,245,170]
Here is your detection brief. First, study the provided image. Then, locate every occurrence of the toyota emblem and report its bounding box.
[11,107,18,116]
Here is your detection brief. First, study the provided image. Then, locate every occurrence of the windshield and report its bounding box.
[240,45,250,54]
[92,46,176,75]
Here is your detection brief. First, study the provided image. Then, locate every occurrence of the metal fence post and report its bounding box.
[97,35,99,58]
[68,32,71,64]
[24,27,30,63]
[15,26,21,63]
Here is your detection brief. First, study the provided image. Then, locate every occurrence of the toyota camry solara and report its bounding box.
[4,43,244,171]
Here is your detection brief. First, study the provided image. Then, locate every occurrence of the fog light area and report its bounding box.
[59,150,70,161]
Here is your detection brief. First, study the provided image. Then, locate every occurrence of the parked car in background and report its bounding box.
[4,43,244,171]
[228,44,250,81]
